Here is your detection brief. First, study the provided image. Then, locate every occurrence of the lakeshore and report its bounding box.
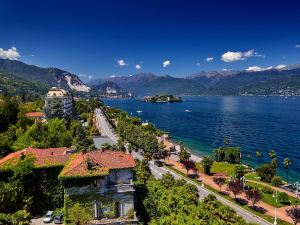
[103,96,300,183]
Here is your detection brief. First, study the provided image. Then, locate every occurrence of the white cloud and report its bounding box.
[162,60,171,68]
[0,46,20,60]
[110,75,116,78]
[295,44,300,48]
[221,51,243,62]
[88,75,92,79]
[117,59,128,66]
[222,68,228,71]
[245,66,272,72]
[135,64,141,69]
[221,49,264,62]
[206,57,214,62]
[275,64,287,70]
[196,62,201,67]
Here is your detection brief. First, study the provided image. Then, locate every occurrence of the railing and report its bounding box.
[104,183,135,193]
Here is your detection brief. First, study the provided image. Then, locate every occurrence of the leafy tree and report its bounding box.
[178,142,191,163]
[0,96,19,132]
[0,210,30,225]
[286,206,300,225]
[279,192,290,205]
[69,203,92,225]
[160,173,176,189]
[213,177,226,192]
[256,163,276,183]
[283,158,292,183]
[271,176,283,187]
[235,165,245,179]
[213,148,225,162]
[201,156,213,175]
[134,160,151,185]
[228,179,243,199]
[245,188,263,207]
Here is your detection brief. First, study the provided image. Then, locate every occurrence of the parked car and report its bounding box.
[154,160,164,167]
[187,173,198,179]
[43,211,54,223]
[54,214,63,224]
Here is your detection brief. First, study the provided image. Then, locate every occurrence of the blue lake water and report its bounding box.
[104,96,300,183]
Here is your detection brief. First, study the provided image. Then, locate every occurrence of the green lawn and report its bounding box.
[196,161,238,176]
[246,181,300,208]
[245,172,261,181]
[204,184,292,225]
[167,164,293,225]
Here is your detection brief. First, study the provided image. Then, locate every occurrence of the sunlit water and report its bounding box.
[104,96,300,183]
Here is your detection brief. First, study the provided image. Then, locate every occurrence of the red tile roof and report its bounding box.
[59,150,136,179]
[0,147,71,169]
[25,112,45,118]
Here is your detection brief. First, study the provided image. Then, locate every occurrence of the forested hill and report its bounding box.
[89,66,300,96]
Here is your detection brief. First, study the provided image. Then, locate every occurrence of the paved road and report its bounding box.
[95,108,271,225]
[95,109,118,143]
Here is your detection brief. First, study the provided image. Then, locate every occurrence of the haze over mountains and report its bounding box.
[1,58,300,96]
[89,65,300,96]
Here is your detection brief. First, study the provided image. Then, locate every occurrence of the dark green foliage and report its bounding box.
[0,96,19,132]
[13,119,73,150]
[271,176,283,187]
[201,156,213,175]
[256,163,276,183]
[279,192,290,205]
[0,210,30,225]
[178,142,191,163]
[134,160,248,225]
[234,165,246,179]
[116,117,158,158]
[213,147,240,164]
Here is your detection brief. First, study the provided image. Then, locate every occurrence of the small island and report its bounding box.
[143,94,182,103]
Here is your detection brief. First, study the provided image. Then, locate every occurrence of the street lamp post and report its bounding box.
[272,190,278,225]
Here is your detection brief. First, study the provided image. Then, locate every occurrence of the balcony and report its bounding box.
[105,183,135,193]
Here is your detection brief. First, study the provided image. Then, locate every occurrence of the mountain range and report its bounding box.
[89,65,300,96]
[1,57,300,96]
[0,58,90,92]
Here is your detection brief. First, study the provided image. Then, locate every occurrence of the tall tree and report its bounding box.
[213,177,226,192]
[245,188,263,207]
[256,151,262,166]
[283,158,292,183]
[201,156,213,175]
[178,142,191,163]
[228,179,243,200]
[286,206,300,225]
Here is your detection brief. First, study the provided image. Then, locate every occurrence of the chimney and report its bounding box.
[82,149,87,155]
[51,152,54,155]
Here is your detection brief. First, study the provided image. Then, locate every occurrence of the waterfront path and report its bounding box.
[94,108,271,225]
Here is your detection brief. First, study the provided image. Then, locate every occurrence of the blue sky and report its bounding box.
[1,0,300,80]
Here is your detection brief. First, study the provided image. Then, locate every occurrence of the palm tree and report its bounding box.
[268,150,277,160]
[256,151,262,166]
[283,158,292,183]
[223,138,230,146]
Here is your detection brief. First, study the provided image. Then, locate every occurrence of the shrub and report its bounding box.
[271,176,283,187]
[278,192,290,205]
[262,186,273,194]
[256,164,276,183]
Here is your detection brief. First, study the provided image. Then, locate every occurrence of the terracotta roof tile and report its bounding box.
[59,150,135,179]
[25,112,45,117]
[0,147,71,169]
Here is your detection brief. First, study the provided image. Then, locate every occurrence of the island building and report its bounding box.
[44,87,75,119]
[0,148,137,224]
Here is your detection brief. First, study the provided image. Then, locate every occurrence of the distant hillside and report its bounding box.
[0,58,90,92]
[0,71,48,97]
[90,81,130,96]
[90,66,300,96]
[89,73,205,95]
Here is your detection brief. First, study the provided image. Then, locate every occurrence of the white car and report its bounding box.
[43,211,54,223]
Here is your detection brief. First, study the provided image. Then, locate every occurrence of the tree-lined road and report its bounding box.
[95,108,271,225]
